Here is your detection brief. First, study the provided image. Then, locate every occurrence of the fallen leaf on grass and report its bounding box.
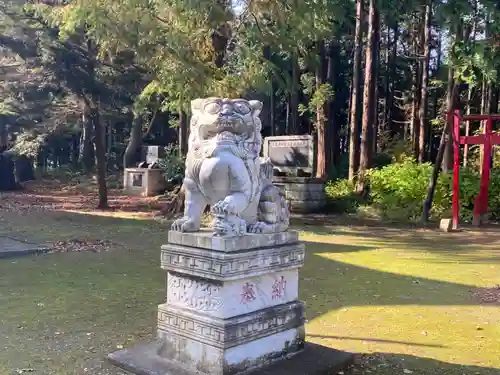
[50,239,114,253]
[14,369,35,374]
[472,285,500,304]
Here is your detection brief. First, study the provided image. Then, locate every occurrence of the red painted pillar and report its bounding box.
[452,110,461,229]
[474,116,493,226]
[482,116,493,217]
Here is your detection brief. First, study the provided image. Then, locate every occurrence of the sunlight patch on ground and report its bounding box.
[61,209,154,220]
[307,305,500,369]
[300,230,500,373]
[300,231,500,287]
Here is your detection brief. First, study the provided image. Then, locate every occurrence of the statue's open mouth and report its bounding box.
[199,116,249,141]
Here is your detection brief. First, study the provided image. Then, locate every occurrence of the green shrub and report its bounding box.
[438,167,500,222]
[366,157,500,222]
[487,170,500,219]
[436,168,479,222]
[325,178,362,213]
[157,144,185,183]
[372,152,392,169]
[325,156,500,222]
[367,157,434,221]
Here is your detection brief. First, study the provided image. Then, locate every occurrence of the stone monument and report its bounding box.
[123,145,167,197]
[263,136,326,213]
[108,98,352,375]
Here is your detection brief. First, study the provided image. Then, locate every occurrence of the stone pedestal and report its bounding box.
[123,168,166,197]
[273,177,326,214]
[108,230,352,375]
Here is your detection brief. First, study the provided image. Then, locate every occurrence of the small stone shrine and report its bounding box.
[108,98,351,375]
[123,145,167,197]
[263,135,326,213]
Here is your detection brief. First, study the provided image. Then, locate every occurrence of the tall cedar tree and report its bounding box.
[357,0,379,192]
[348,0,363,181]
[418,0,432,162]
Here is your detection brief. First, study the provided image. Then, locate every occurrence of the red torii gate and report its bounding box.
[451,110,500,229]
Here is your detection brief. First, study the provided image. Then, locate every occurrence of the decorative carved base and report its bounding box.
[165,270,299,319]
[108,341,353,375]
[108,231,352,375]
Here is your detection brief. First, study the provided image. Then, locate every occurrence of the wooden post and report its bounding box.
[452,110,461,229]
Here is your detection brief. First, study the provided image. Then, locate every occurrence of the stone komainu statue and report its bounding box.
[171,97,289,236]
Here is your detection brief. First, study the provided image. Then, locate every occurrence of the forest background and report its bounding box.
[2,0,500,223]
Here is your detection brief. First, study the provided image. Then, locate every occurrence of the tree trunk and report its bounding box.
[357,0,378,192]
[211,0,231,69]
[71,134,79,168]
[490,86,499,114]
[463,87,474,167]
[464,3,479,167]
[410,22,420,156]
[479,79,489,169]
[179,110,189,156]
[91,104,108,209]
[270,80,276,136]
[422,118,450,222]
[85,38,108,209]
[387,23,399,137]
[372,15,380,155]
[326,41,340,167]
[79,107,95,172]
[442,58,457,172]
[106,122,113,168]
[418,0,432,163]
[315,40,328,179]
[0,117,7,151]
[429,30,442,161]
[123,115,143,168]
[289,52,300,135]
[348,0,363,181]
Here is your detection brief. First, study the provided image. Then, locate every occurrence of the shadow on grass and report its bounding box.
[307,334,446,348]
[300,240,494,321]
[350,353,499,375]
[296,221,500,264]
[0,209,498,374]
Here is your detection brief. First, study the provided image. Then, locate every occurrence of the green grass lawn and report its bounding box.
[0,208,499,375]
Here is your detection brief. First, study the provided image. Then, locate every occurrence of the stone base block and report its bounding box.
[108,341,354,375]
[155,301,305,374]
[124,168,166,197]
[288,200,325,214]
[164,269,299,318]
[272,178,326,214]
[439,218,454,232]
[157,326,304,374]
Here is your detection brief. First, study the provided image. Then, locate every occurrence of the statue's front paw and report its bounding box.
[212,199,236,215]
[248,222,265,233]
[171,217,200,232]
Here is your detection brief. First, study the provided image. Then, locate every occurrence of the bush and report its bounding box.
[366,157,500,222]
[325,178,362,213]
[157,144,185,185]
[372,152,392,169]
[367,158,434,221]
[438,167,500,222]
